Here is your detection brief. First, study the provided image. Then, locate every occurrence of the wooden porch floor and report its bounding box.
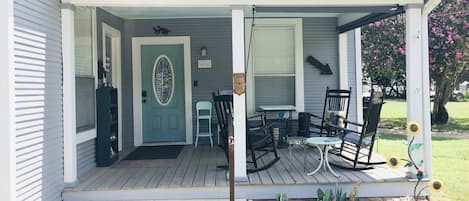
[64,145,414,201]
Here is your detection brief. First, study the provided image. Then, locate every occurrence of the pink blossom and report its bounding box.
[373,49,381,54]
[398,47,405,55]
[374,21,382,27]
[453,34,462,40]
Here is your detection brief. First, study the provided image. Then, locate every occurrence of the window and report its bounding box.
[74,7,96,132]
[246,19,304,115]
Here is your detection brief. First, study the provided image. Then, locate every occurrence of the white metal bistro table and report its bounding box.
[305,137,342,177]
[259,105,296,148]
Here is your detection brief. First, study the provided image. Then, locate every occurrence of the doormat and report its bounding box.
[123,145,184,160]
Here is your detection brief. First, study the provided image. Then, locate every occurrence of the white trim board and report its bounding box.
[62,5,78,185]
[102,22,123,151]
[76,129,97,144]
[0,0,16,199]
[244,18,304,117]
[132,36,193,147]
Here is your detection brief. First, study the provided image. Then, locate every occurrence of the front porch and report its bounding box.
[64,145,414,200]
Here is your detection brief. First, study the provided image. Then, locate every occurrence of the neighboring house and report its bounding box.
[0,0,440,200]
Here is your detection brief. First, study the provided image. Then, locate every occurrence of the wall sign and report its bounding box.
[233,73,245,96]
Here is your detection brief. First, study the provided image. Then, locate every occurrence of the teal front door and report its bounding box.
[140,44,186,143]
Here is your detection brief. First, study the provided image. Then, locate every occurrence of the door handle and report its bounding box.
[142,90,147,97]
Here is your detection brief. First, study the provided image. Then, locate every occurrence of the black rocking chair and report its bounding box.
[212,93,279,173]
[329,92,386,170]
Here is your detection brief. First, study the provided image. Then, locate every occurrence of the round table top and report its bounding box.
[305,137,342,145]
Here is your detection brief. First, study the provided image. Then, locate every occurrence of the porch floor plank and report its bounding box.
[192,146,210,187]
[215,149,228,187]
[158,146,192,188]
[66,145,411,200]
[203,145,218,187]
[181,145,204,187]
[120,167,147,189]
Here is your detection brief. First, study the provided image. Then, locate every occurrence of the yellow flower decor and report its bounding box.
[386,156,400,169]
[406,121,421,136]
[429,179,444,193]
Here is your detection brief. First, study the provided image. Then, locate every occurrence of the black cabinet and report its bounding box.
[96,87,119,167]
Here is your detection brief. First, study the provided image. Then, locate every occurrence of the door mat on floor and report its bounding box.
[123,145,184,160]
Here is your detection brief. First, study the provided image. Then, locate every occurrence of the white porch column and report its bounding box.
[405,4,432,178]
[62,4,78,185]
[231,6,248,181]
[0,0,16,200]
[338,33,349,89]
[354,28,364,124]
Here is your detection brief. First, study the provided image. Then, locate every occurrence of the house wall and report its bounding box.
[88,14,342,147]
[122,18,233,146]
[13,0,64,200]
[77,139,96,178]
[302,18,340,116]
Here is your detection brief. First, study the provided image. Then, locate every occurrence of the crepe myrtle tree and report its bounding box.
[362,15,407,98]
[362,0,469,124]
[429,0,469,124]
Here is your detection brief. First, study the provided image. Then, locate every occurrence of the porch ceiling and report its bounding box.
[101,7,345,20]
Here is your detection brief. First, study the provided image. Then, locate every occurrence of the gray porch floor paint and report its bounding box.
[64,145,414,201]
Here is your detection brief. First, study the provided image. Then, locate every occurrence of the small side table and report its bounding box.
[305,137,342,177]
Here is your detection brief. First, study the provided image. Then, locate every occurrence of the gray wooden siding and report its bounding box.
[303,18,339,115]
[122,18,233,146]
[77,139,96,178]
[13,0,63,200]
[347,30,359,123]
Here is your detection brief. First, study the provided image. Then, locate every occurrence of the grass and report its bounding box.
[376,134,469,201]
[379,99,469,133]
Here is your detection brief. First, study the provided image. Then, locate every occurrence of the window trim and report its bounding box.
[75,7,98,141]
[245,18,304,117]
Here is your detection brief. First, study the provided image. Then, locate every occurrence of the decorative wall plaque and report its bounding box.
[152,55,174,106]
[233,73,245,96]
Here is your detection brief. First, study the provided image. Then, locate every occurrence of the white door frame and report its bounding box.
[102,22,123,151]
[132,36,193,146]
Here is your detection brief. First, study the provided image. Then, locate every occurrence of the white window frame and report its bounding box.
[245,18,304,116]
[75,7,98,144]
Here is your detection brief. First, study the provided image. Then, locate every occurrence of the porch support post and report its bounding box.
[231,6,248,181]
[62,4,78,185]
[0,0,16,200]
[405,4,432,178]
[354,28,364,124]
[338,32,349,89]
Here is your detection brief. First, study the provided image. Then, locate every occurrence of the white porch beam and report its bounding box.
[0,0,16,200]
[64,0,424,7]
[405,4,432,178]
[354,28,364,124]
[62,4,78,185]
[338,33,349,89]
[231,6,248,181]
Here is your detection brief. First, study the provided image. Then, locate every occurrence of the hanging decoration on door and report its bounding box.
[153,54,175,106]
[233,73,245,96]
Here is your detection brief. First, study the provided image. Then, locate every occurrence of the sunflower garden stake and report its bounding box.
[386,121,443,200]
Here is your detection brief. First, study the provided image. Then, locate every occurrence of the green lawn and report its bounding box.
[379,99,469,133]
[376,134,469,201]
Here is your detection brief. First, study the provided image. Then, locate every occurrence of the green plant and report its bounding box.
[317,186,346,201]
[275,192,288,201]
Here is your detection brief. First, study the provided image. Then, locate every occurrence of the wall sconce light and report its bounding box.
[200,46,208,57]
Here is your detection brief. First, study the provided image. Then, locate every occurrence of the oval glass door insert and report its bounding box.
[152,54,174,106]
